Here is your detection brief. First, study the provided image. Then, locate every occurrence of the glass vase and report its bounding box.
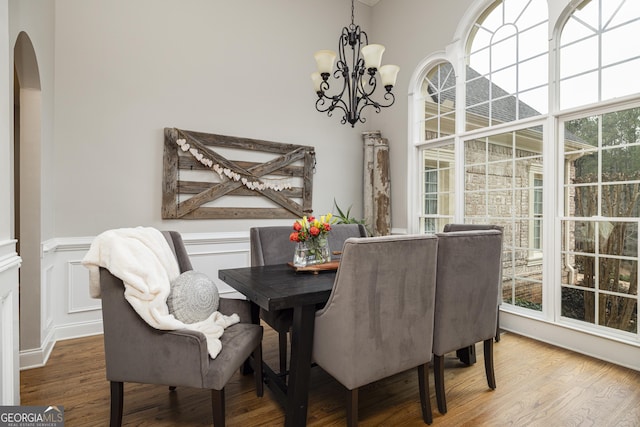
[293,236,331,267]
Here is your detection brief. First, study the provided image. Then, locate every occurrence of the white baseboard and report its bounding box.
[19,328,55,370]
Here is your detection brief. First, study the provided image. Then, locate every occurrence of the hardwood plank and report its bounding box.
[20,330,640,426]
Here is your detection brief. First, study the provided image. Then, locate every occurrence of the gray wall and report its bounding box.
[51,0,373,236]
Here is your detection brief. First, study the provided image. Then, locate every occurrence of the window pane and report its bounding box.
[561,13,596,45]
[491,96,517,125]
[602,107,640,146]
[601,185,640,218]
[514,0,547,30]
[519,55,548,92]
[602,19,640,66]
[602,58,640,100]
[492,65,517,94]
[514,278,543,311]
[560,36,598,79]
[491,32,518,70]
[602,146,640,178]
[424,118,438,140]
[469,46,491,76]
[420,143,455,234]
[607,0,640,28]
[565,116,600,148]
[570,0,599,30]
[562,287,596,324]
[599,294,637,333]
[519,22,548,61]
[599,222,638,257]
[560,72,599,110]
[599,257,637,295]
[466,71,490,106]
[519,86,548,116]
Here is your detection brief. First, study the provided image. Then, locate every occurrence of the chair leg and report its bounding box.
[418,363,433,424]
[495,310,501,342]
[346,388,358,427]
[456,344,476,365]
[484,338,496,389]
[211,389,225,427]
[168,386,176,391]
[433,354,447,415]
[254,343,264,397]
[278,331,288,374]
[109,381,123,427]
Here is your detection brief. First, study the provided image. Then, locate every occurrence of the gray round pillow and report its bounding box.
[167,270,219,324]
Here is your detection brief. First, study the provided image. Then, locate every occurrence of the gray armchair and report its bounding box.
[432,229,503,415]
[443,223,504,344]
[250,224,367,374]
[99,231,263,427]
[312,235,438,426]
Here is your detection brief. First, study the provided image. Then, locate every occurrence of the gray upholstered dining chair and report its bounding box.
[312,234,438,426]
[432,229,503,415]
[99,231,263,427]
[443,223,504,343]
[250,223,367,374]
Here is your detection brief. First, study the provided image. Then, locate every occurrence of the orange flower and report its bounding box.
[290,212,335,242]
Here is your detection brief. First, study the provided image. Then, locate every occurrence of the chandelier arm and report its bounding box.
[315,95,349,117]
[355,90,396,124]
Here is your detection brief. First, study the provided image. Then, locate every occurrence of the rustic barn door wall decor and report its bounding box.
[162,128,315,219]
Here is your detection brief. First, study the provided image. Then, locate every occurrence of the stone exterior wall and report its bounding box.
[464,139,544,306]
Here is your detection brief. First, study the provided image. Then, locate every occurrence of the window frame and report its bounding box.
[407,0,640,346]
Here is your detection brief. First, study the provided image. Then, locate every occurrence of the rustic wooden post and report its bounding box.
[362,131,391,236]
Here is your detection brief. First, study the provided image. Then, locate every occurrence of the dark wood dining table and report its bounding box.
[218,263,336,427]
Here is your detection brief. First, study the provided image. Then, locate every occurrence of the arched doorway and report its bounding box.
[14,31,42,352]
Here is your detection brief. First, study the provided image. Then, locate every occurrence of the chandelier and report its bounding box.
[311,0,399,127]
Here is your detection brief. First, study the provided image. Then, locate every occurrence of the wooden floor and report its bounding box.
[21,328,640,426]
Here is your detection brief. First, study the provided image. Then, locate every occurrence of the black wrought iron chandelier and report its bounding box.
[312,0,399,127]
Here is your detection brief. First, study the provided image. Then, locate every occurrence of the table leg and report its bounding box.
[242,301,261,376]
[284,304,316,427]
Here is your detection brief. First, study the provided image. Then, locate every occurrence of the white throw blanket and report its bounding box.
[82,227,239,359]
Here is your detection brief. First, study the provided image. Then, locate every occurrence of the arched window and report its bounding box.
[466,0,548,130]
[560,0,640,109]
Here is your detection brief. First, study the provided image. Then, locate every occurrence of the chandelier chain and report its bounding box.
[350,0,355,28]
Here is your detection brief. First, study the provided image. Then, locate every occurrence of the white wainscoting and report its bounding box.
[0,239,21,404]
[21,231,251,370]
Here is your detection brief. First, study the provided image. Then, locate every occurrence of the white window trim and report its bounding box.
[528,164,544,265]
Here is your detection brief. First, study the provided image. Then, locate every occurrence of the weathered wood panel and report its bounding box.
[162,128,315,219]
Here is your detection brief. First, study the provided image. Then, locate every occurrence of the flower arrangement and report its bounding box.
[289,214,334,243]
[290,213,336,266]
